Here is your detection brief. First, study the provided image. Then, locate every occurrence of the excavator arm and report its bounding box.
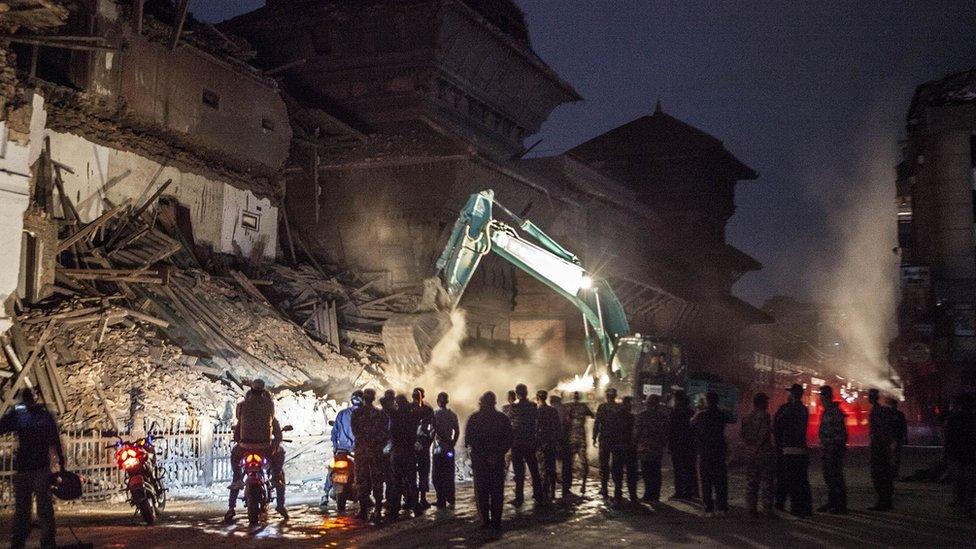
[383,189,629,372]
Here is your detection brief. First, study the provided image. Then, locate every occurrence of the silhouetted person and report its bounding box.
[741,392,775,517]
[351,388,390,523]
[635,393,669,503]
[668,390,698,500]
[774,383,812,517]
[610,395,638,502]
[564,391,593,495]
[536,389,562,503]
[388,394,420,520]
[817,386,848,514]
[888,397,907,480]
[1,388,64,549]
[509,383,541,505]
[693,391,728,515]
[411,387,436,509]
[502,389,517,476]
[945,393,976,518]
[593,387,620,498]
[549,394,571,498]
[466,391,513,530]
[868,388,897,511]
[432,392,459,508]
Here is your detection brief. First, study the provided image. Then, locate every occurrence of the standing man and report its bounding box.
[740,393,776,518]
[536,389,562,503]
[817,386,848,514]
[634,393,670,503]
[945,393,976,518]
[549,393,570,498]
[351,388,390,524]
[502,389,517,477]
[593,387,620,498]
[1,388,65,549]
[331,390,362,455]
[868,388,897,511]
[509,383,542,505]
[774,384,812,517]
[668,390,698,500]
[693,391,729,516]
[465,391,513,530]
[432,392,459,508]
[888,397,908,481]
[564,391,593,496]
[388,394,420,520]
[411,387,436,509]
[610,396,638,503]
[226,379,287,522]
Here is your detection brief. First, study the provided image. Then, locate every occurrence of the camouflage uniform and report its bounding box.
[819,401,848,512]
[740,409,776,514]
[351,404,390,517]
[564,401,593,492]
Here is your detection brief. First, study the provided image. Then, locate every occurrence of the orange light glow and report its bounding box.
[330,459,349,469]
[245,453,264,465]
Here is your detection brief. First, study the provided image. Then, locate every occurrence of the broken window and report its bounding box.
[202,89,220,110]
[241,211,260,231]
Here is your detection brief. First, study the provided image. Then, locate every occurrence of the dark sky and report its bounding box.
[194,1,976,305]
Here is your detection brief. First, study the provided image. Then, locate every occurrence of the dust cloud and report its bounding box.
[813,136,900,395]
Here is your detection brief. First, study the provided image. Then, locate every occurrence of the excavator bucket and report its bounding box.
[381,311,454,373]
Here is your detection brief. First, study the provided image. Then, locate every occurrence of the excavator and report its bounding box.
[382,189,738,414]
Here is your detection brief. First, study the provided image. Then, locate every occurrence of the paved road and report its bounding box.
[1,447,972,548]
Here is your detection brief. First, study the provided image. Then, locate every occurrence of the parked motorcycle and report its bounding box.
[109,432,166,525]
[241,425,293,525]
[321,449,357,512]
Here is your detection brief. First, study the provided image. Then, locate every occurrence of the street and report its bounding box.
[2,447,971,548]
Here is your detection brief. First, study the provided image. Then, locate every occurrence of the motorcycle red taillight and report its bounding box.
[244,453,265,467]
[116,447,142,470]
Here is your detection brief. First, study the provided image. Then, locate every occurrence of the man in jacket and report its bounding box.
[774,384,812,517]
[388,394,420,520]
[411,387,436,509]
[741,392,775,517]
[331,390,362,454]
[432,392,459,508]
[634,393,670,503]
[818,386,848,514]
[351,388,391,523]
[509,383,541,505]
[564,391,593,495]
[536,389,562,503]
[693,391,728,516]
[465,391,513,530]
[868,388,897,511]
[1,388,65,549]
[668,390,698,500]
[593,387,620,498]
[610,396,638,503]
[226,379,286,522]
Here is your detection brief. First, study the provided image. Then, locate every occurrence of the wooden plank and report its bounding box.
[56,199,131,253]
[118,308,169,328]
[169,0,190,50]
[21,305,103,324]
[0,327,53,413]
[93,383,121,433]
[107,178,172,247]
[329,300,340,347]
[42,345,67,414]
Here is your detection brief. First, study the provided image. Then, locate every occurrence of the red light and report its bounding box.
[245,453,264,465]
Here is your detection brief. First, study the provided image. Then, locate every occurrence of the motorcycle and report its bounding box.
[241,425,293,525]
[109,432,166,525]
[321,449,357,512]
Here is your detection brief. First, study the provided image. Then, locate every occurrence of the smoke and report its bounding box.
[813,134,900,395]
[407,310,558,419]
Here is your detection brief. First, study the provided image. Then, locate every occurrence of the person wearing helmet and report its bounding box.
[0,388,64,549]
[593,387,620,498]
[225,379,286,522]
[332,390,363,454]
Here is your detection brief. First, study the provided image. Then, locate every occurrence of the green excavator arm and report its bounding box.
[382,189,631,373]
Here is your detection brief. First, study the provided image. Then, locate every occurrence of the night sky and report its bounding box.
[193,1,976,305]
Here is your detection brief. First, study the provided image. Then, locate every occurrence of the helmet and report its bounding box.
[50,470,83,500]
[351,390,364,407]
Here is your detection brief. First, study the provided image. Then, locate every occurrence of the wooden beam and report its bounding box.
[169,0,190,51]
[1,36,118,52]
[0,328,53,413]
[133,0,145,34]
[57,199,131,253]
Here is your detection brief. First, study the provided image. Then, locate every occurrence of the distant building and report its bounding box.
[894,68,976,416]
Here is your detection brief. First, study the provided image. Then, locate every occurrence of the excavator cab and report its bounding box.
[609,336,685,404]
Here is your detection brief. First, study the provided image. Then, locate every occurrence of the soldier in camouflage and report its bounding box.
[564,391,593,495]
[740,392,776,517]
[351,388,391,524]
[818,385,848,514]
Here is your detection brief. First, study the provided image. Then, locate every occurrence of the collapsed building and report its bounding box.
[0,0,770,495]
[223,0,770,382]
